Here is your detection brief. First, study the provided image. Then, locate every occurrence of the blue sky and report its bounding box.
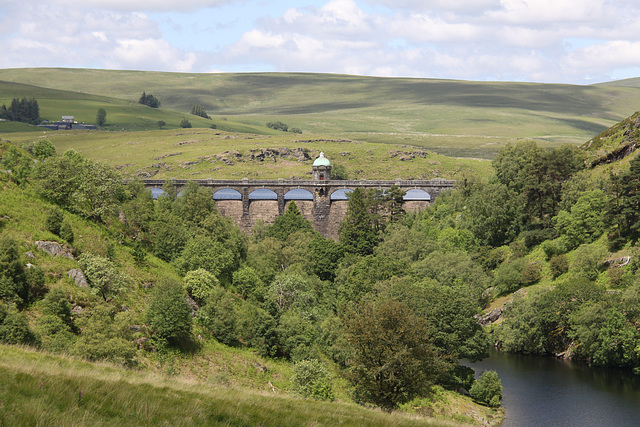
[1,0,640,84]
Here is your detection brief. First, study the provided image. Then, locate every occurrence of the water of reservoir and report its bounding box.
[467,350,640,427]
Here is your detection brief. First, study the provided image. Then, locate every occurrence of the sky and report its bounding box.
[1,0,640,84]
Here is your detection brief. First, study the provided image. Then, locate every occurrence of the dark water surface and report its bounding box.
[467,351,640,427]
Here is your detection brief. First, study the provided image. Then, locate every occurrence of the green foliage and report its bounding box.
[469,371,502,407]
[339,188,378,256]
[236,303,279,357]
[197,286,239,346]
[570,243,607,281]
[493,141,584,231]
[342,298,449,411]
[60,221,74,243]
[605,154,640,248]
[1,145,32,186]
[157,120,166,128]
[467,182,522,247]
[78,253,130,301]
[555,190,606,249]
[180,118,192,128]
[0,97,39,124]
[152,212,188,262]
[0,236,28,306]
[25,266,46,301]
[37,314,75,352]
[266,121,288,132]
[174,236,235,283]
[138,92,160,108]
[183,268,220,303]
[96,108,107,126]
[190,104,210,119]
[146,278,192,346]
[32,150,125,222]
[71,304,137,366]
[232,266,264,299]
[267,202,314,241]
[41,287,72,323]
[331,163,349,180]
[289,127,302,134]
[549,254,569,278]
[0,303,35,345]
[24,138,56,161]
[45,207,64,236]
[291,359,335,401]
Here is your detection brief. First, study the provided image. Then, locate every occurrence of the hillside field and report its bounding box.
[1,68,639,158]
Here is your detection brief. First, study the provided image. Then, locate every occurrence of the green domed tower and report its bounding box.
[312,151,332,180]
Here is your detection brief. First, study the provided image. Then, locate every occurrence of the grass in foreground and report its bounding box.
[0,345,470,427]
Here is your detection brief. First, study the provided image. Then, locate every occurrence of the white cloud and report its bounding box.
[1,0,640,82]
[45,0,241,12]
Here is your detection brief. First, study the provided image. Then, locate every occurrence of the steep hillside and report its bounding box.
[1,68,638,158]
[582,111,640,168]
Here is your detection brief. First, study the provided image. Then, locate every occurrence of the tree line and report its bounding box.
[0,98,40,124]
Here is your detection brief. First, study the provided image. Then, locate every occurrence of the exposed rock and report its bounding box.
[186,295,199,315]
[36,241,73,258]
[25,251,35,259]
[477,308,503,326]
[154,152,182,160]
[604,256,631,268]
[253,362,268,373]
[71,305,83,315]
[67,269,89,288]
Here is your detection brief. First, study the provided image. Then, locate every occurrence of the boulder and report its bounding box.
[35,240,66,257]
[477,308,503,326]
[67,268,89,288]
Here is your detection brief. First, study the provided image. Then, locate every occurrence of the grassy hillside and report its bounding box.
[2,345,485,426]
[1,68,638,158]
[1,128,492,180]
[0,80,280,134]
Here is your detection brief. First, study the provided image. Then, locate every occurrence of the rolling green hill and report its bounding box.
[1,68,638,158]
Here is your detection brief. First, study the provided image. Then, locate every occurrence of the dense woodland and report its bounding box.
[2,126,640,413]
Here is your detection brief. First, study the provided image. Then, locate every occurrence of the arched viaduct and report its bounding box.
[141,178,455,240]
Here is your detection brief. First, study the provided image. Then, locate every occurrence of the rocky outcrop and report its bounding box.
[35,241,74,259]
[67,269,88,288]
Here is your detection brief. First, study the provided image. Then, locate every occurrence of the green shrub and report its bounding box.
[78,254,130,301]
[41,287,72,323]
[183,268,219,303]
[197,287,238,346]
[145,278,192,347]
[549,254,569,278]
[469,370,502,407]
[37,314,75,352]
[72,305,137,367]
[59,221,74,243]
[291,359,335,401]
[45,208,64,236]
[0,303,35,345]
[180,118,192,128]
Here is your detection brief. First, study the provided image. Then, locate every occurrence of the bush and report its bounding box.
[266,121,288,132]
[45,208,64,236]
[291,359,335,401]
[180,118,192,128]
[79,254,130,301]
[183,268,219,303]
[145,278,192,346]
[196,287,238,346]
[59,221,74,243]
[41,287,72,323]
[549,254,569,278]
[72,305,137,367]
[0,303,35,345]
[469,370,502,407]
